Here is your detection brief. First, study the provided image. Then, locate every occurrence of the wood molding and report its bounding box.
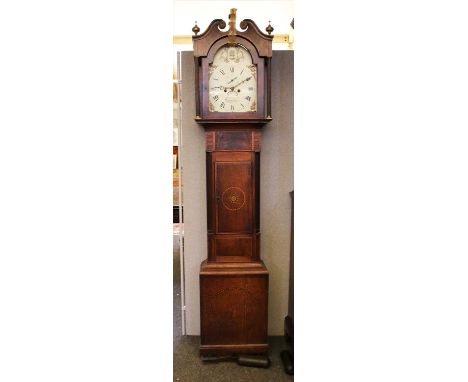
[173,34,291,46]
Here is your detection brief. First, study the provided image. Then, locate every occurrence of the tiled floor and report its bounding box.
[173,233,294,381]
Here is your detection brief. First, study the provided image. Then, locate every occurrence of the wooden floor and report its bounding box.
[173,233,294,381]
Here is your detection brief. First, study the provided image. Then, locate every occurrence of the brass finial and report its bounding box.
[192,21,200,35]
[228,8,237,44]
[266,20,274,35]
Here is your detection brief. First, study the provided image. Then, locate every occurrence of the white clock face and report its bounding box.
[208,45,257,113]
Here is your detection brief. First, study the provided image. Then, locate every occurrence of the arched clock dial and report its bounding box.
[208,44,257,113]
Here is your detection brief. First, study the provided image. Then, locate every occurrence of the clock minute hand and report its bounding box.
[230,76,252,90]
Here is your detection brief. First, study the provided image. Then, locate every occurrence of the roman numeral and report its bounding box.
[231,105,234,111]
[230,66,234,73]
[219,69,225,75]
[220,102,225,108]
[213,95,219,101]
[240,103,245,108]
[248,87,253,91]
[245,96,251,101]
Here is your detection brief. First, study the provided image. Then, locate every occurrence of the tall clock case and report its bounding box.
[192,12,276,357]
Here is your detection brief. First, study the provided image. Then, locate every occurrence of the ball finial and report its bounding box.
[192,21,200,35]
[266,20,274,35]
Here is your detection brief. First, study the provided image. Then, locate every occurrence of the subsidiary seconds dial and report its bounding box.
[208,45,257,113]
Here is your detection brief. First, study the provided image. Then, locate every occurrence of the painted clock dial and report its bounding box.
[208,44,257,113]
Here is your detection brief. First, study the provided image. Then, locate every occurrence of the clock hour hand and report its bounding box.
[227,76,238,84]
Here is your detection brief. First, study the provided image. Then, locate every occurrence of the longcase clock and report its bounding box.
[192,9,274,358]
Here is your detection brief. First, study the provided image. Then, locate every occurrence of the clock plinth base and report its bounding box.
[199,260,269,357]
[200,344,268,357]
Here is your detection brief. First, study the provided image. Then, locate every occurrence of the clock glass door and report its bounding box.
[209,44,257,113]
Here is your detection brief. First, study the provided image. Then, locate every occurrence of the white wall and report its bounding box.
[181,50,294,336]
[173,0,294,36]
